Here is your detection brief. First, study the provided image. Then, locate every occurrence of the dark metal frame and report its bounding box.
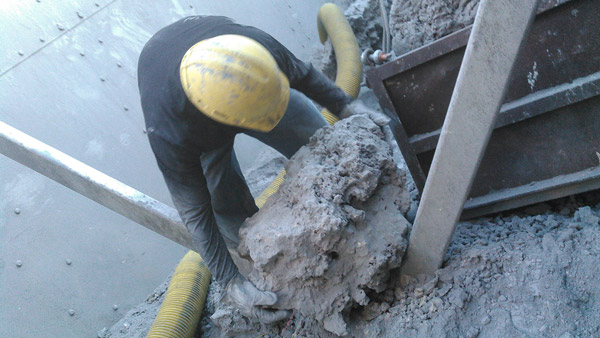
[367,0,600,219]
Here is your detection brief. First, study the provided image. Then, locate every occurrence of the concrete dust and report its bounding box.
[345,201,600,337]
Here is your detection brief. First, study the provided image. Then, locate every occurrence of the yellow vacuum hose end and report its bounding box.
[146,251,211,338]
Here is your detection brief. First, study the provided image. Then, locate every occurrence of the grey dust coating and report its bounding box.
[401,0,542,276]
[0,0,346,337]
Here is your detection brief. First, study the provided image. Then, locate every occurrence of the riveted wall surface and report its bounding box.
[0,1,345,337]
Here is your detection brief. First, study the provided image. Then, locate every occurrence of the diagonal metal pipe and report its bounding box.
[401,0,542,276]
[0,120,194,251]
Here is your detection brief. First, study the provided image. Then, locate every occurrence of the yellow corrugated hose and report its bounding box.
[147,3,362,337]
[146,251,211,337]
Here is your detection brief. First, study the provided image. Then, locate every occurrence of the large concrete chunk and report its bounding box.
[238,115,411,336]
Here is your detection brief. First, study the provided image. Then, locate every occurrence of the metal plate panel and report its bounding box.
[366,0,600,216]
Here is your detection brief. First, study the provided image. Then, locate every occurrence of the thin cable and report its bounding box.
[379,0,391,52]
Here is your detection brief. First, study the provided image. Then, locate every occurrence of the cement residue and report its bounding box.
[388,0,479,55]
[346,200,600,338]
[313,0,479,75]
[98,278,171,338]
[237,115,411,336]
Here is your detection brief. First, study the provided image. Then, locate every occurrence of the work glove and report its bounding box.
[339,101,390,126]
[222,273,291,324]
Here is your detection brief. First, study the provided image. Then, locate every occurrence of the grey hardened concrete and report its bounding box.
[237,115,412,336]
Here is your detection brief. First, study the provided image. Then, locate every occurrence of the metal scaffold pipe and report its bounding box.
[0,120,195,251]
[401,0,542,276]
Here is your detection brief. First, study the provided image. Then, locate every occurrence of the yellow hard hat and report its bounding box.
[179,34,290,132]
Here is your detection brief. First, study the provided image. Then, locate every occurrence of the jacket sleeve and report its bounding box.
[151,137,238,286]
[265,38,354,115]
[290,62,354,115]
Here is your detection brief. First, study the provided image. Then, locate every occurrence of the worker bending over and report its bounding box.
[138,16,387,323]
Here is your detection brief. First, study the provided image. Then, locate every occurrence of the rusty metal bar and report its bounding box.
[401,0,542,276]
[409,71,600,154]
[0,120,195,251]
[463,166,600,219]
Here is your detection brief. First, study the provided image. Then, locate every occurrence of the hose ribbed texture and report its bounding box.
[255,169,286,208]
[255,2,362,207]
[149,4,361,337]
[146,251,211,338]
[317,3,363,100]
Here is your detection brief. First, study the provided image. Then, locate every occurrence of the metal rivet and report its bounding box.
[36,0,41,2]
[68,309,75,316]
[14,208,21,214]
[95,2,100,7]
[116,62,122,68]
[123,106,128,111]
[80,51,85,56]
[18,51,24,56]
[57,23,65,31]
[39,37,45,42]
[15,260,23,267]
[66,259,72,265]
[100,77,106,82]
[98,39,103,44]
[142,129,147,134]
[112,304,118,311]
[76,11,84,19]
[189,4,193,8]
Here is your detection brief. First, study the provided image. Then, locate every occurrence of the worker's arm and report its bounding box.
[261,37,353,115]
[290,61,389,126]
[149,137,289,323]
[289,62,354,114]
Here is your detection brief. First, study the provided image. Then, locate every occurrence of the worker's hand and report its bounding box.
[339,101,390,126]
[222,273,291,324]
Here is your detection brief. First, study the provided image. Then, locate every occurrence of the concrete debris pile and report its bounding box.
[238,115,411,336]
[346,202,600,337]
[205,194,600,338]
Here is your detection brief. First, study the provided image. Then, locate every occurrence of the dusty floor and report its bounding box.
[202,200,600,338]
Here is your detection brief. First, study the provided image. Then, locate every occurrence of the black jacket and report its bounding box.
[137,16,352,284]
[138,16,352,183]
